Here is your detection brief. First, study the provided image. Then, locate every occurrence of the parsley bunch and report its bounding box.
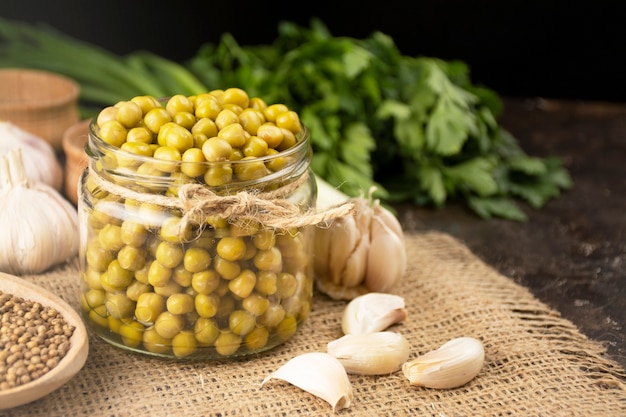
[188,19,572,221]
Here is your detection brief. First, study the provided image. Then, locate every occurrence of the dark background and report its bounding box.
[2,0,625,102]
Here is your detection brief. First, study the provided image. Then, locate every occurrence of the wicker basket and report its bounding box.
[0,69,80,151]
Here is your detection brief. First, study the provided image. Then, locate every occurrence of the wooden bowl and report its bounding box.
[0,272,89,410]
[0,69,80,151]
[62,119,91,205]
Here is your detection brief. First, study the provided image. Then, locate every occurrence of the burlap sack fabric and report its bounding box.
[3,231,625,417]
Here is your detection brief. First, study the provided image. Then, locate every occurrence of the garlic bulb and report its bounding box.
[402,337,485,389]
[327,331,410,375]
[314,176,407,300]
[261,352,354,412]
[0,148,79,275]
[0,121,63,191]
[342,292,408,335]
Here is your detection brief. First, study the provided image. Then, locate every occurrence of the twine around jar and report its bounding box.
[88,167,357,236]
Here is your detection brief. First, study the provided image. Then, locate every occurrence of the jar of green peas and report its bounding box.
[77,89,317,359]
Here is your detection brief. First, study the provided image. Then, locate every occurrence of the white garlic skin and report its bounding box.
[0,121,63,191]
[313,177,407,301]
[342,292,408,335]
[327,331,410,375]
[0,148,79,275]
[261,352,353,412]
[402,337,485,389]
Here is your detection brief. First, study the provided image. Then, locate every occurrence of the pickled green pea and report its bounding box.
[107,315,125,334]
[239,108,264,135]
[229,309,256,336]
[81,288,106,310]
[134,263,150,284]
[160,216,193,243]
[163,123,194,153]
[106,259,135,289]
[229,269,256,299]
[181,148,207,178]
[183,247,212,273]
[173,265,193,287]
[152,280,182,297]
[143,326,171,354]
[153,145,182,173]
[155,241,184,268]
[233,157,269,181]
[116,100,143,128]
[244,326,269,351]
[204,164,232,187]
[166,293,195,315]
[194,293,219,318]
[172,330,197,357]
[143,107,172,134]
[96,106,118,126]
[191,270,221,295]
[275,110,302,134]
[154,311,185,339]
[213,256,241,280]
[265,149,288,172]
[276,314,298,342]
[166,94,194,116]
[216,236,247,261]
[117,245,147,271]
[253,247,283,272]
[126,280,152,301]
[277,272,298,298]
[249,97,267,111]
[222,87,250,109]
[105,293,136,319]
[194,317,220,345]
[252,229,275,251]
[126,126,154,144]
[131,95,161,115]
[242,135,269,157]
[120,320,144,348]
[148,260,172,287]
[263,103,289,123]
[84,267,104,290]
[99,224,125,251]
[98,120,127,147]
[255,271,277,295]
[194,96,221,120]
[242,293,270,316]
[88,304,109,328]
[259,303,286,328]
[214,331,241,356]
[217,123,246,148]
[202,137,232,162]
[191,117,218,138]
[276,127,297,151]
[214,108,239,131]
[257,123,284,149]
[135,292,165,324]
[119,142,155,167]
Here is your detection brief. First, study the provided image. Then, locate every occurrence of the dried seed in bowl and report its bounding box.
[0,290,75,391]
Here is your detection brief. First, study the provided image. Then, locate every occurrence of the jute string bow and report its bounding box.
[89,168,357,235]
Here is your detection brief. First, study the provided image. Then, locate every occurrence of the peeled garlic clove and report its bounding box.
[327,331,410,375]
[402,337,485,389]
[365,214,406,292]
[261,352,353,412]
[342,292,408,335]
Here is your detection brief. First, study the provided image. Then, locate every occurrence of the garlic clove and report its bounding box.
[402,337,485,389]
[261,352,353,412]
[342,292,408,335]
[365,214,407,292]
[327,331,410,375]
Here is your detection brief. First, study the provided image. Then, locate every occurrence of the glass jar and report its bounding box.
[77,119,316,359]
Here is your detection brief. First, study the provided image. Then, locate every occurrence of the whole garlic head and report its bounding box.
[314,184,407,301]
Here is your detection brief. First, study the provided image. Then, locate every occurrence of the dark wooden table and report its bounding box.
[394,97,626,370]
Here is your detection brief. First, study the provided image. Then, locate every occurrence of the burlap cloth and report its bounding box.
[3,231,625,417]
